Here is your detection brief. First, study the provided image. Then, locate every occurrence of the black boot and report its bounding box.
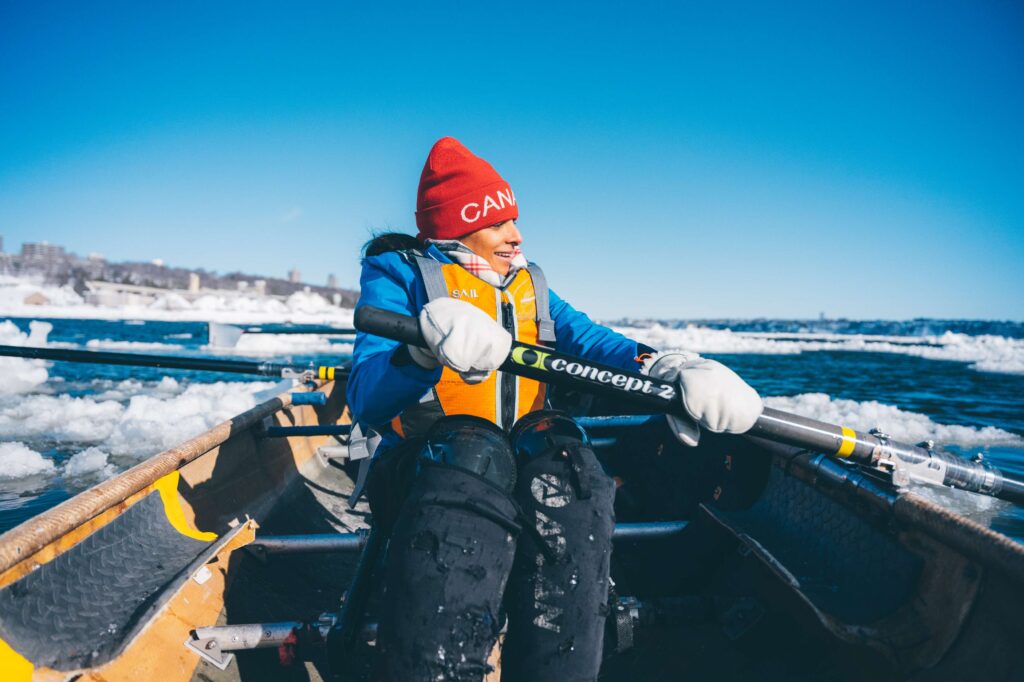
[502,411,616,682]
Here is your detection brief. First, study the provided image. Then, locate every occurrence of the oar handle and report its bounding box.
[354,305,424,347]
[354,305,1024,505]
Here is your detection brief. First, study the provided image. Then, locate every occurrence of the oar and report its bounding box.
[0,344,349,381]
[353,305,1024,505]
[208,322,357,348]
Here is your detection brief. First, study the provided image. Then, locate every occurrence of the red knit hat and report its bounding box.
[415,137,518,241]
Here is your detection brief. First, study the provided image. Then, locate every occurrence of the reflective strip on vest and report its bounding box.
[392,257,551,436]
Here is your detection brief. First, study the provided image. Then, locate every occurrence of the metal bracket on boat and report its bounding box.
[346,423,379,462]
[869,428,946,489]
[315,612,339,640]
[611,595,640,653]
[184,634,235,670]
[317,444,351,464]
[281,367,316,382]
[187,613,375,663]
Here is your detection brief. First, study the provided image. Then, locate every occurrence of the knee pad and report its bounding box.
[377,422,521,682]
[503,410,616,681]
[420,415,518,493]
[510,410,591,464]
[510,410,601,503]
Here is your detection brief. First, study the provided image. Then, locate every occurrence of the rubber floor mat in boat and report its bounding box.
[715,466,922,624]
[0,491,212,671]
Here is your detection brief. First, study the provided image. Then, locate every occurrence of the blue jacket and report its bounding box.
[347,245,642,429]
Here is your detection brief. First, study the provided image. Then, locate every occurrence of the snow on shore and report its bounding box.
[619,323,1024,375]
[0,274,354,325]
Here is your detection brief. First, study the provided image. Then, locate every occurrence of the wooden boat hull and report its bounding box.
[0,380,361,681]
[0,379,1021,681]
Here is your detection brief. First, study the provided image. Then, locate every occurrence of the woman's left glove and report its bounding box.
[642,351,763,446]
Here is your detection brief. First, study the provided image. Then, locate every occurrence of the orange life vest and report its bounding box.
[390,256,556,437]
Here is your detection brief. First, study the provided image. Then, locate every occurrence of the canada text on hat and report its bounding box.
[415,137,519,241]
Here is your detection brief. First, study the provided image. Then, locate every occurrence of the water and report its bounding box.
[0,316,1021,543]
[0,317,352,533]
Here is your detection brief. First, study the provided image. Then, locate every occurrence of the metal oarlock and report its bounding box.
[0,344,349,380]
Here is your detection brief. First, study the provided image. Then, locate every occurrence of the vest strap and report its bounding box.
[415,256,557,346]
[347,422,382,507]
[414,255,450,301]
[526,263,557,345]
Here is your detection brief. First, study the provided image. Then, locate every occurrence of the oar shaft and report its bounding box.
[0,344,346,380]
[353,305,1024,505]
[753,408,1022,504]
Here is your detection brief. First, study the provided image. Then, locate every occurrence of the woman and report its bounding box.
[347,137,762,681]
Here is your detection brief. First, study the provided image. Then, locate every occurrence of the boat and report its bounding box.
[0,368,1021,682]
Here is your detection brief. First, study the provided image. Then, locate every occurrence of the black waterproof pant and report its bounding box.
[375,438,615,682]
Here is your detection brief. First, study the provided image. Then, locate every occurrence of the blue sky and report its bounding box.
[1,1,1022,319]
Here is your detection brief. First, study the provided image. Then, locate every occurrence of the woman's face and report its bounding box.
[460,220,523,275]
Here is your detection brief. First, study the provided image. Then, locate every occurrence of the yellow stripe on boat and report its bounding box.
[836,427,857,458]
[154,471,218,542]
[0,637,32,681]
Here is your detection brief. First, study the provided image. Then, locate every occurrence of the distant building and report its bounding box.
[254,279,266,295]
[0,235,4,254]
[288,267,301,284]
[187,273,201,292]
[88,252,105,262]
[327,273,338,289]
[21,241,66,264]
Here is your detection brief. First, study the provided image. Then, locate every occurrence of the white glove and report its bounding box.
[643,351,763,447]
[408,298,512,384]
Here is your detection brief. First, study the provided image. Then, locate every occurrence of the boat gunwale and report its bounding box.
[0,386,306,576]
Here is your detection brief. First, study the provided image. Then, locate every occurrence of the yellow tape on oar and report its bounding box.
[317,366,335,381]
[154,471,218,542]
[836,426,857,458]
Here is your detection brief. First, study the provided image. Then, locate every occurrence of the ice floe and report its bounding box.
[619,324,1024,375]
[218,333,353,356]
[0,320,52,394]
[0,442,56,479]
[763,393,1023,447]
[0,380,275,480]
[64,446,116,478]
[85,339,185,351]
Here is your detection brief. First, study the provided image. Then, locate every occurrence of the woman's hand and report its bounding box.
[642,352,763,446]
[408,298,512,384]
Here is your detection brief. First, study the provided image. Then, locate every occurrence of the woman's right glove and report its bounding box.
[642,351,763,446]
[407,298,512,384]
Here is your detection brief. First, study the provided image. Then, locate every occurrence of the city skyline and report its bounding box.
[0,235,349,297]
